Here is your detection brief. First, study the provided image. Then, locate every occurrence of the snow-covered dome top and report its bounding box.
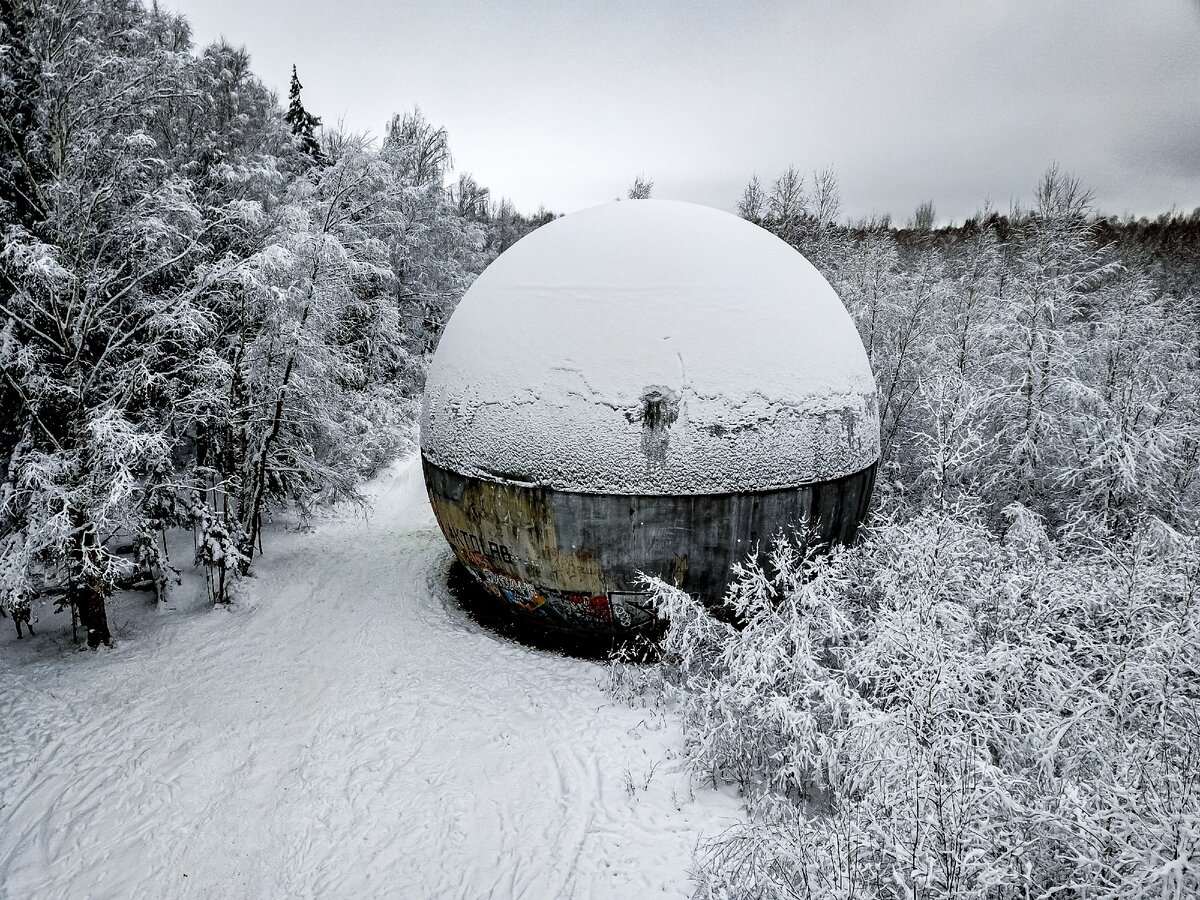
[421,200,879,495]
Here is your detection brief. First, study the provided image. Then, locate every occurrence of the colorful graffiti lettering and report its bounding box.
[464,562,613,628]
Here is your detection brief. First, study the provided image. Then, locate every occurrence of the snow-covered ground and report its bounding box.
[0,456,742,899]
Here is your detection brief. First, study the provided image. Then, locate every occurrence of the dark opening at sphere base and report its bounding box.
[424,456,877,637]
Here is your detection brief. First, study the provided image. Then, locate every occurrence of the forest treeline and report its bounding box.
[0,0,550,644]
[741,164,1200,538]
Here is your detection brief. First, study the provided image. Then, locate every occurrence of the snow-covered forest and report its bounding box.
[0,0,550,646]
[619,176,1200,895]
[3,1,1199,897]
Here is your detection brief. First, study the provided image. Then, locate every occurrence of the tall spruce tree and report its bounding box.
[285,64,324,163]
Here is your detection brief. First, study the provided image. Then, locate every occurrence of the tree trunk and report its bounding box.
[69,510,113,647]
[75,579,111,648]
[239,292,315,567]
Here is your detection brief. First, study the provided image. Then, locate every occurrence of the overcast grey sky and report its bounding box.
[170,0,1200,222]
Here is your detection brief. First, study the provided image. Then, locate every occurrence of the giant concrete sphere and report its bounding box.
[422,200,879,634]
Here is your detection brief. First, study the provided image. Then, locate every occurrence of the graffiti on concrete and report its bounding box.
[464,561,612,629]
[423,455,877,636]
[442,524,518,566]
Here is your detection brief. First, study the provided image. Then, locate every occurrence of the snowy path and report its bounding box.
[0,457,741,899]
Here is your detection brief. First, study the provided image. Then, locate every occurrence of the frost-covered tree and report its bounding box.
[485,197,554,256]
[908,198,936,231]
[753,165,844,268]
[942,206,1003,385]
[450,172,490,222]
[1060,269,1196,534]
[0,0,221,644]
[800,167,844,271]
[626,174,653,200]
[988,168,1114,517]
[736,175,766,222]
[219,140,411,566]
[384,107,451,189]
[380,109,488,355]
[767,164,807,245]
[0,0,45,232]
[831,227,947,475]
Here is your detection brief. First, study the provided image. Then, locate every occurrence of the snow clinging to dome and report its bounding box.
[421,200,878,495]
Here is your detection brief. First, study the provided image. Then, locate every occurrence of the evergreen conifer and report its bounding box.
[285,64,325,163]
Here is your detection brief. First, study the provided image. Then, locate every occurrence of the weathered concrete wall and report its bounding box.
[424,457,877,634]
